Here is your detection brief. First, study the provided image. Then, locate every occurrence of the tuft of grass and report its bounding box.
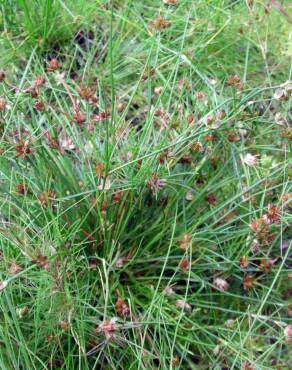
[0,1,291,369]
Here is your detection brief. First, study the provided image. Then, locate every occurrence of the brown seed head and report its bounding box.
[179,258,190,271]
[34,100,45,111]
[47,58,60,72]
[178,234,191,250]
[214,277,229,291]
[239,256,249,268]
[0,98,6,111]
[175,299,192,313]
[97,318,118,340]
[59,320,70,331]
[34,75,45,88]
[116,298,130,318]
[0,71,5,82]
[243,274,254,290]
[73,109,86,124]
[150,15,171,30]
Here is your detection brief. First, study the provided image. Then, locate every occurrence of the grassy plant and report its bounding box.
[0,0,291,369]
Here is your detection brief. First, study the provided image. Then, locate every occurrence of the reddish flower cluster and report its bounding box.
[147,173,166,195]
[47,58,61,72]
[243,274,254,290]
[116,298,130,318]
[17,183,26,195]
[149,15,171,30]
[15,139,33,158]
[38,190,55,208]
[178,234,191,250]
[76,84,98,103]
[179,258,190,271]
[226,74,243,90]
[97,318,119,340]
[113,191,125,205]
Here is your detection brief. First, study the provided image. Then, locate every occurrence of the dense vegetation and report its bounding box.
[0,1,291,369]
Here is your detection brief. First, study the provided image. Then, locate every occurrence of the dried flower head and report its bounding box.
[47,58,60,72]
[274,112,286,126]
[33,255,50,270]
[196,91,206,101]
[28,87,38,98]
[44,132,59,149]
[242,360,254,370]
[172,355,180,367]
[178,78,187,91]
[259,258,275,273]
[97,177,111,191]
[97,318,119,340]
[205,113,215,126]
[187,113,195,124]
[76,84,94,101]
[214,277,229,291]
[38,190,55,208]
[190,141,203,153]
[163,284,176,295]
[15,140,33,158]
[116,298,130,318]
[73,109,86,124]
[59,320,70,331]
[147,173,166,195]
[175,299,192,313]
[0,71,5,82]
[113,191,125,205]
[179,258,190,271]
[225,319,235,328]
[0,280,8,291]
[115,257,129,268]
[273,88,288,101]
[249,239,260,252]
[16,306,29,319]
[249,218,264,233]
[178,234,191,250]
[16,183,25,195]
[217,110,227,120]
[142,67,155,81]
[228,132,241,142]
[226,74,243,90]
[150,15,171,30]
[239,256,249,268]
[101,201,107,216]
[95,163,105,176]
[243,274,254,290]
[282,192,292,208]
[211,155,220,167]
[154,86,163,95]
[241,153,258,167]
[185,189,194,201]
[206,194,217,205]
[281,127,292,140]
[0,98,6,112]
[204,134,218,142]
[59,133,75,151]
[284,324,292,343]
[163,0,178,4]
[266,204,281,223]
[34,75,45,88]
[9,261,23,274]
[34,100,45,111]
[117,102,125,112]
